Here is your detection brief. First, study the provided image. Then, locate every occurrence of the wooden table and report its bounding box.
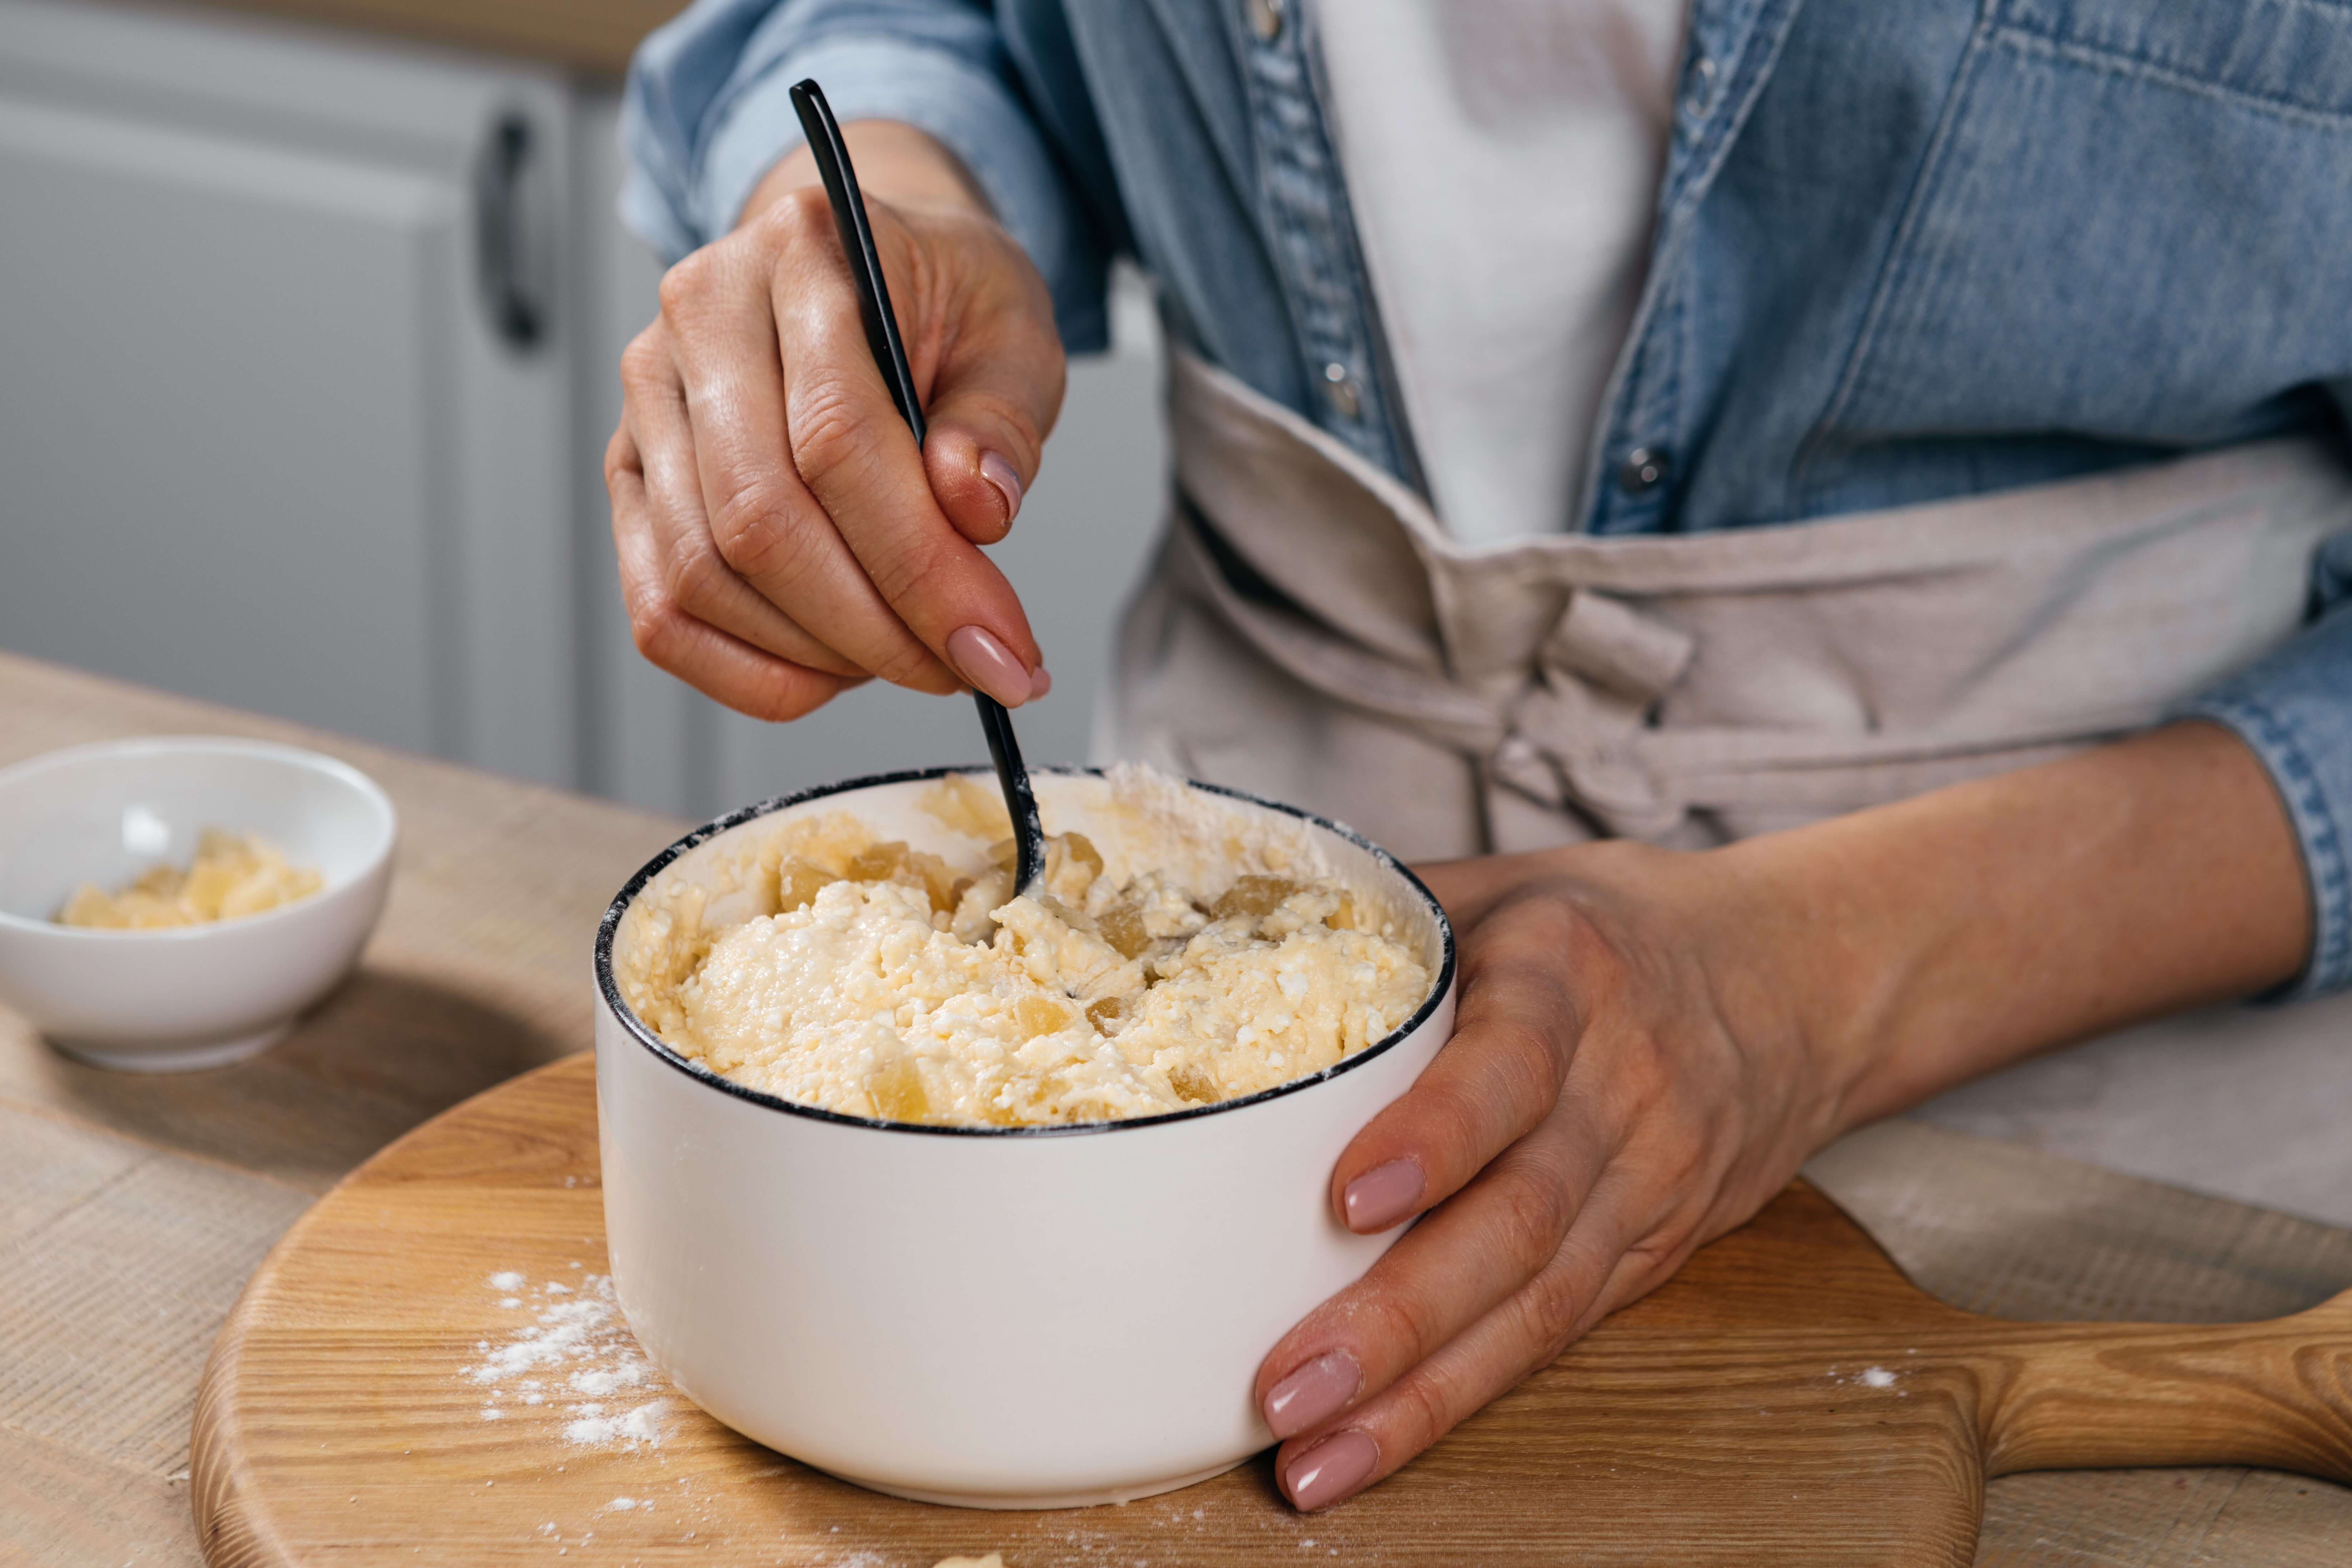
[3,649,2349,1567]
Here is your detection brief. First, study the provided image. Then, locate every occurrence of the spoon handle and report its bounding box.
[787,77,1047,893]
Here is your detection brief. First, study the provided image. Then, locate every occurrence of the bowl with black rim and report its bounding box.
[593,765,1456,1508]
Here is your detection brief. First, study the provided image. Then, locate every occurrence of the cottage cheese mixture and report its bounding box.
[618,767,1433,1127]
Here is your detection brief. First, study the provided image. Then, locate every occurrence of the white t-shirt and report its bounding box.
[1314,0,1689,546]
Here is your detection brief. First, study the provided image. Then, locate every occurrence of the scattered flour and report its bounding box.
[1830,1363,1903,1391]
[463,1269,670,1448]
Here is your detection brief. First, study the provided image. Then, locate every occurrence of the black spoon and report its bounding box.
[788,78,1047,896]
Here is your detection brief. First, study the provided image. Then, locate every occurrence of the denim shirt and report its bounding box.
[623,0,2352,998]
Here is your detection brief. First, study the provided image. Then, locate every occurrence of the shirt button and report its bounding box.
[1682,55,1719,123]
[1321,361,1360,420]
[1616,446,1670,495]
[1247,0,1285,44]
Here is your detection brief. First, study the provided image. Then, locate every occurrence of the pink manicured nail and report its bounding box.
[1284,1430,1380,1512]
[1028,666,1053,701]
[1264,1349,1360,1439]
[979,452,1024,523]
[1342,1159,1425,1232]
[947,625,1034,707]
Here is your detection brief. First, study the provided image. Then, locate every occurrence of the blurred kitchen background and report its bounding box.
[0,0,1167,822]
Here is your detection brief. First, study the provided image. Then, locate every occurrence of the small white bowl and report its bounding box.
[0,736,397,1071]
[595,767,1456,1509]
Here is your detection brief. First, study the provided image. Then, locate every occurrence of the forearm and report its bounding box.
[742,120,992,226]
[1724,721,2312,1129]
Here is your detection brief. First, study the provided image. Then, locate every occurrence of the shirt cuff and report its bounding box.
[680,37,1104,351]
[2181,600,2352,1002]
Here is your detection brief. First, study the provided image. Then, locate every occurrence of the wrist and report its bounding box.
[741,120,993,230]
[1710,722,2311,1133]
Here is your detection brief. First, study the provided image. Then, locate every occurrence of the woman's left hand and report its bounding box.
[1250,720,2315,1511]
[1250,837,1854,1509]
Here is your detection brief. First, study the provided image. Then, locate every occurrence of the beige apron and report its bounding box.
[1107,351,2352,863]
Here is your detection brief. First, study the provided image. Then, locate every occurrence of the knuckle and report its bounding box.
[868,635,943,690]
[603,425,635,488]
[863,531,952,616]
[1386,1368,1461,1455]
[1485,1162,1577,1279]
[1520,1252,1596,1351]
[1491,1013,1570,1109]
[1611,1033,1677,1120]
[624,586,682,666]
[656,249,715,317]
[1354,1283,1448,1372]
[706,482,800,576]
[764,184,836,241]
[790,386,884,486]
[664,539,731,618]
[744,671,832,724]
[618,326,669,388]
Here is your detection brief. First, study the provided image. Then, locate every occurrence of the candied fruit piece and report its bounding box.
[1329,891,1355,930]
[867,1057,932,1124]
[848,842,913,882]
[1210,875,1303,922]
[1013,995,1072,1039]
[1061,832,1103,878]
[777,856,838,913]
[130,863,182,899]
[1167,1063,1220,1105]
[1084,995,1124,1032]
[905,847,961,914]
[58,884,121,928]
[844,841,961,913]
[1097,897,1153,960]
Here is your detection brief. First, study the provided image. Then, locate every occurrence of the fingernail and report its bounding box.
[1028,666,1053,701]
[979,452,1024,523]
[1264,1349,1361,1439]
[1343,1159,1425,1232]
[1284,1430,1380,1512]
[947,625,1034,707]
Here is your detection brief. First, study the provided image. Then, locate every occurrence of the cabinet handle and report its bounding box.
[474,112,545,351]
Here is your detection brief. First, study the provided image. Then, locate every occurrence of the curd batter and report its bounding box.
[617,767,1433,1127]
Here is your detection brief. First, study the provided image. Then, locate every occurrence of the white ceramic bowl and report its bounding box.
[595,767,1456,1509]
[0,736,397,1071]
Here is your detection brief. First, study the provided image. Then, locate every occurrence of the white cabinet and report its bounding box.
[0,0,1172,818]
[0,0,577,784]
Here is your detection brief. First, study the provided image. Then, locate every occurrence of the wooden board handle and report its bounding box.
[1978,1287,2352,1482]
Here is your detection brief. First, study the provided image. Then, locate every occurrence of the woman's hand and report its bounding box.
[1253,838,1850,1510]
[607,123,1067,721]
[1254,721,2313,1510]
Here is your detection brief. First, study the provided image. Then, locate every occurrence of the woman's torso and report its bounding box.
[1007,0,2352,538]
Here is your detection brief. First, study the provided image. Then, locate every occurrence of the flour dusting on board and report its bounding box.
[464,1269,671,1448]
[1828,1363,1904,1393]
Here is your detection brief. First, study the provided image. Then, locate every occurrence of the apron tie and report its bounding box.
[1495,591,1697,839]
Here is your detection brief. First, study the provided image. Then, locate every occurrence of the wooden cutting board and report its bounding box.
[191,1054,2352,1567]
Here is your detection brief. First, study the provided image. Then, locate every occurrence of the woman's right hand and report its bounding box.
[607,122,1067,721]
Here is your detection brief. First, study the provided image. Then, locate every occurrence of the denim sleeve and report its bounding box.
[619,0,1108,349]
[2181,530,2352,1000]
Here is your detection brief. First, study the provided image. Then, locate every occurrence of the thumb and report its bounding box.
[923,332,1066,546]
